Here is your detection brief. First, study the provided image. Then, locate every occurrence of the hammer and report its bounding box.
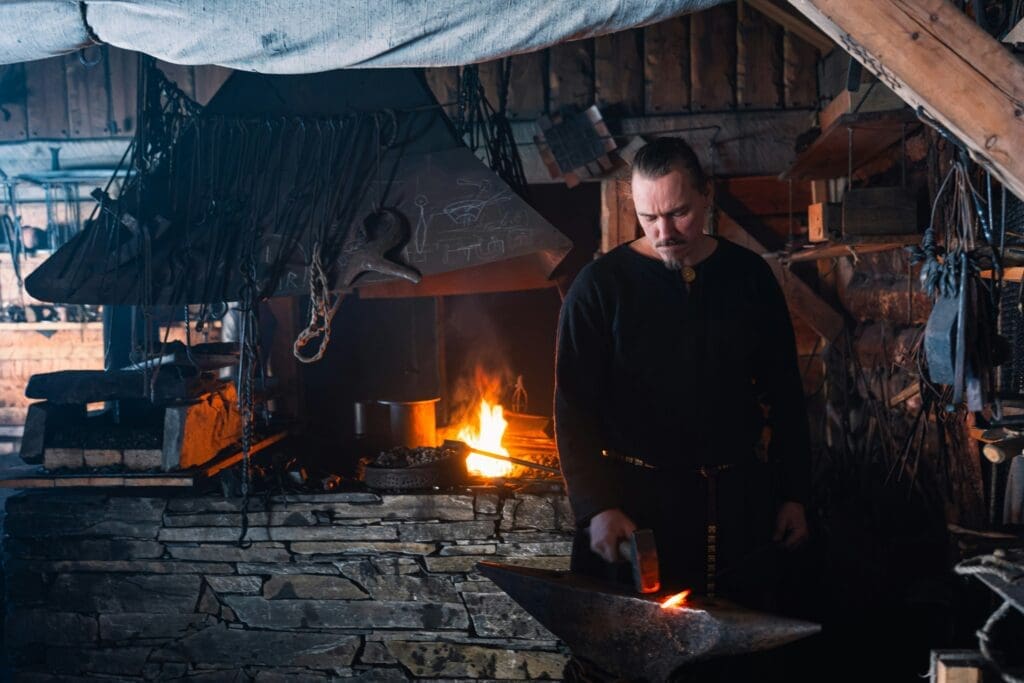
[617,528,661,594]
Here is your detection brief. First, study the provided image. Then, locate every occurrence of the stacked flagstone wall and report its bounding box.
[3,487,574,681]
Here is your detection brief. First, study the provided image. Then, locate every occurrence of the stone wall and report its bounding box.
[3,488,576,681]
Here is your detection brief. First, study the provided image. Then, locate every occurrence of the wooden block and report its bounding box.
[644,17,690,114]
[549,39,594,112]
[690,4,737,111]
[123,449,162,471]
[841,186,918,236]
[162,385,243,470]
[737,3,783,109]
[808,202,841,242]
[44,448,83,470]
[784,31,819,109]
[19,401,86,464]
[25,56,69,138]
[931,650,987,683]
[83,449,123,468]
[595,29,643,116]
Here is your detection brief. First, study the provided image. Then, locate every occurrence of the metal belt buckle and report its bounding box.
[602,449,658,470]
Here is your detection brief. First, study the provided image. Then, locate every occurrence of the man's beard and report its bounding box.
[656,239,685,271]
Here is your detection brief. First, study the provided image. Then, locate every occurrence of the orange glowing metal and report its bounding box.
[659,590,691,609]
[458,399,513,477]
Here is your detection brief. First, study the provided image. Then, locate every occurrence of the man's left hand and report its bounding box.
[772,501,808,549]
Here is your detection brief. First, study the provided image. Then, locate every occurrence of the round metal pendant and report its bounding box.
[682,266,697,284]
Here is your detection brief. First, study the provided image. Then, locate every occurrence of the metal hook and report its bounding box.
[77,45,104,68]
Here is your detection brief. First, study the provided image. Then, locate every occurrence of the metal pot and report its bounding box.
[377,398,440,448]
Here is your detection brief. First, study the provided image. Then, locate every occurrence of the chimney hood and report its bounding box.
[25,68,572,305]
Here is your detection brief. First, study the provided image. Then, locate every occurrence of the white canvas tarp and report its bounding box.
[0,0,724,71]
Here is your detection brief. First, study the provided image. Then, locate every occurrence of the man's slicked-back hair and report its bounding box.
[631,137,708,191]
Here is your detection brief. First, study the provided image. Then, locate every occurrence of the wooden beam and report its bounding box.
[786,0,1024,201]
[747,0,834,53]
[718,211,845,341]
[508,109,813,183]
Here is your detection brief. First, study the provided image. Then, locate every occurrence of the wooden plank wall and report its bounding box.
[0,4,820,144]
[424,4,819,123]
[0,48,231,142]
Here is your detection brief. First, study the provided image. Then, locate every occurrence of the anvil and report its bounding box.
[477,561,821,681]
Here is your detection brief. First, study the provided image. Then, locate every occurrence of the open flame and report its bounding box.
[660,590,691,609]
[457,399,513,477]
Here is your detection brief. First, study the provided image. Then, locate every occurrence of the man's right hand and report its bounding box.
[588,508,637,563]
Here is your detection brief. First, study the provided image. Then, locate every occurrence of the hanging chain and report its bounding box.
[235,247,259,547]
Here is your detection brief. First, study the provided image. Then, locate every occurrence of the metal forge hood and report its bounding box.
[26,69,572,304]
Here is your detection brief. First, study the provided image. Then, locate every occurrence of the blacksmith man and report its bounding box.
[555,137,810,609]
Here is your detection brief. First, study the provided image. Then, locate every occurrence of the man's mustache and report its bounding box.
[655,239,686,248]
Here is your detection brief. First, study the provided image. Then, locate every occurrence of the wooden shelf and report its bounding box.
[781,109,920,181]
[765,236,919,263]
[981,267,1024,281]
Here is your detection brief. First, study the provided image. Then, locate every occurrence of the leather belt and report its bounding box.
[602,449,738,477]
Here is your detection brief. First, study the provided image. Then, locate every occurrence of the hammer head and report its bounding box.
[620,529,660,594]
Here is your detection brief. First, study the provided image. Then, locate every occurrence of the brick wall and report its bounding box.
[0,323,105,425]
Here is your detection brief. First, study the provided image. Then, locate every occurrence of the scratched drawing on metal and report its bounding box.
[394,157,543,272]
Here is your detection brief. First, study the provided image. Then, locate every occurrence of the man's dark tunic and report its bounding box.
[555,237,810,594]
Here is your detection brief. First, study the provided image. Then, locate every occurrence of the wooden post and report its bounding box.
[600,178,639,253]
[787,0,1024,200]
